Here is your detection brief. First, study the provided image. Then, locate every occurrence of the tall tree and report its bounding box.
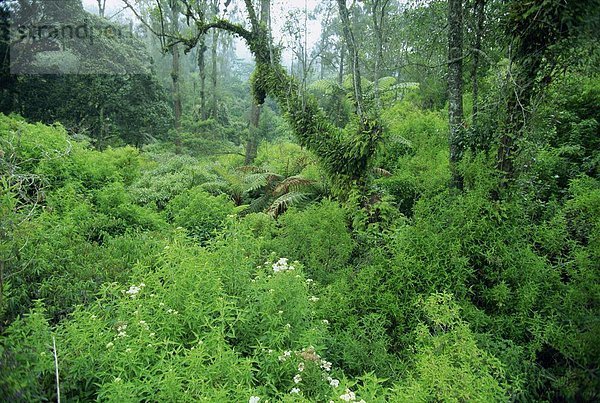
[370,0,391,112]
[169,0,183,153]
[97,0,106,17]
[244,0,270,164]
[496,0,600,180]
[470,0,485,126]
[209,0,220,119]
[337,0,364,117]
[447,0,464,188]
[198,34,208,119]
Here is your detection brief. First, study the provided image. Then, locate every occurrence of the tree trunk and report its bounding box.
[244,0,270,165]
[471,0,485,126]
[198,35,207,120]
[337,0,363,117]
[97,0,106,18]
[448,0,464,189]
[210,29,219,119]
[245,104,261,164]
[372,0,389,113]
[170,0,182,153]
[338,44,345,86]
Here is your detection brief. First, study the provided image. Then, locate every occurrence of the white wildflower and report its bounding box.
[126,285,141,297]
[293,374,302,384]
[306,278,314,284]
[272,257,295,273]
[327,377,340,388]
[321,360,332,371]
[290,388,300,394]
[322,319,329,325]
[278,350,292,361]
[278,310,284,315]
[309,296,319,302]
[297,362,305,372]
[249,396,260,403]
[340,389,356,401]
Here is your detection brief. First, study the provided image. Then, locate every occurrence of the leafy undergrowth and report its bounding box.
[1,101,599,402]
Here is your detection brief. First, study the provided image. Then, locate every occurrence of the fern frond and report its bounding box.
[244,172,283,193]
[201,181,230,194]
[268,192,311,217]
[247,194,272,214]
[274,176,315,195]
[238,165,267,174]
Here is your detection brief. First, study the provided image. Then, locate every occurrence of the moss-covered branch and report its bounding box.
[195,13,382,185]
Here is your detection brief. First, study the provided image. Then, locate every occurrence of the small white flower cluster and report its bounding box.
[166,308,179,315]
[339,389,357,402]
[327,376,340,388]
[293,374,302,384]
[116,323,127,338]
[309,296,320,302]
[278,350,292,362]
[290,387,300,394]
[320,359,332,372]
[249,396,260,403]
[139,320,149,330]
[272,257,295,273]
[124,282,145,298]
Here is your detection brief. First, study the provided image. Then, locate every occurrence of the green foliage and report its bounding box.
[374,102,449,215]
[0,303,54,401]
[251,59,382,186]
[273,200,354,283]
[165,187,235,243]
[129,152,212,209]
[1,3,173,147]
[394,293,510,402]
[2,10,600,397]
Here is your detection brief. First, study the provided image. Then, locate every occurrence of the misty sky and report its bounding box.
[81,0,323,63]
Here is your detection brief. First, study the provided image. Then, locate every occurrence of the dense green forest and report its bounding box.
[1,0,599,401]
